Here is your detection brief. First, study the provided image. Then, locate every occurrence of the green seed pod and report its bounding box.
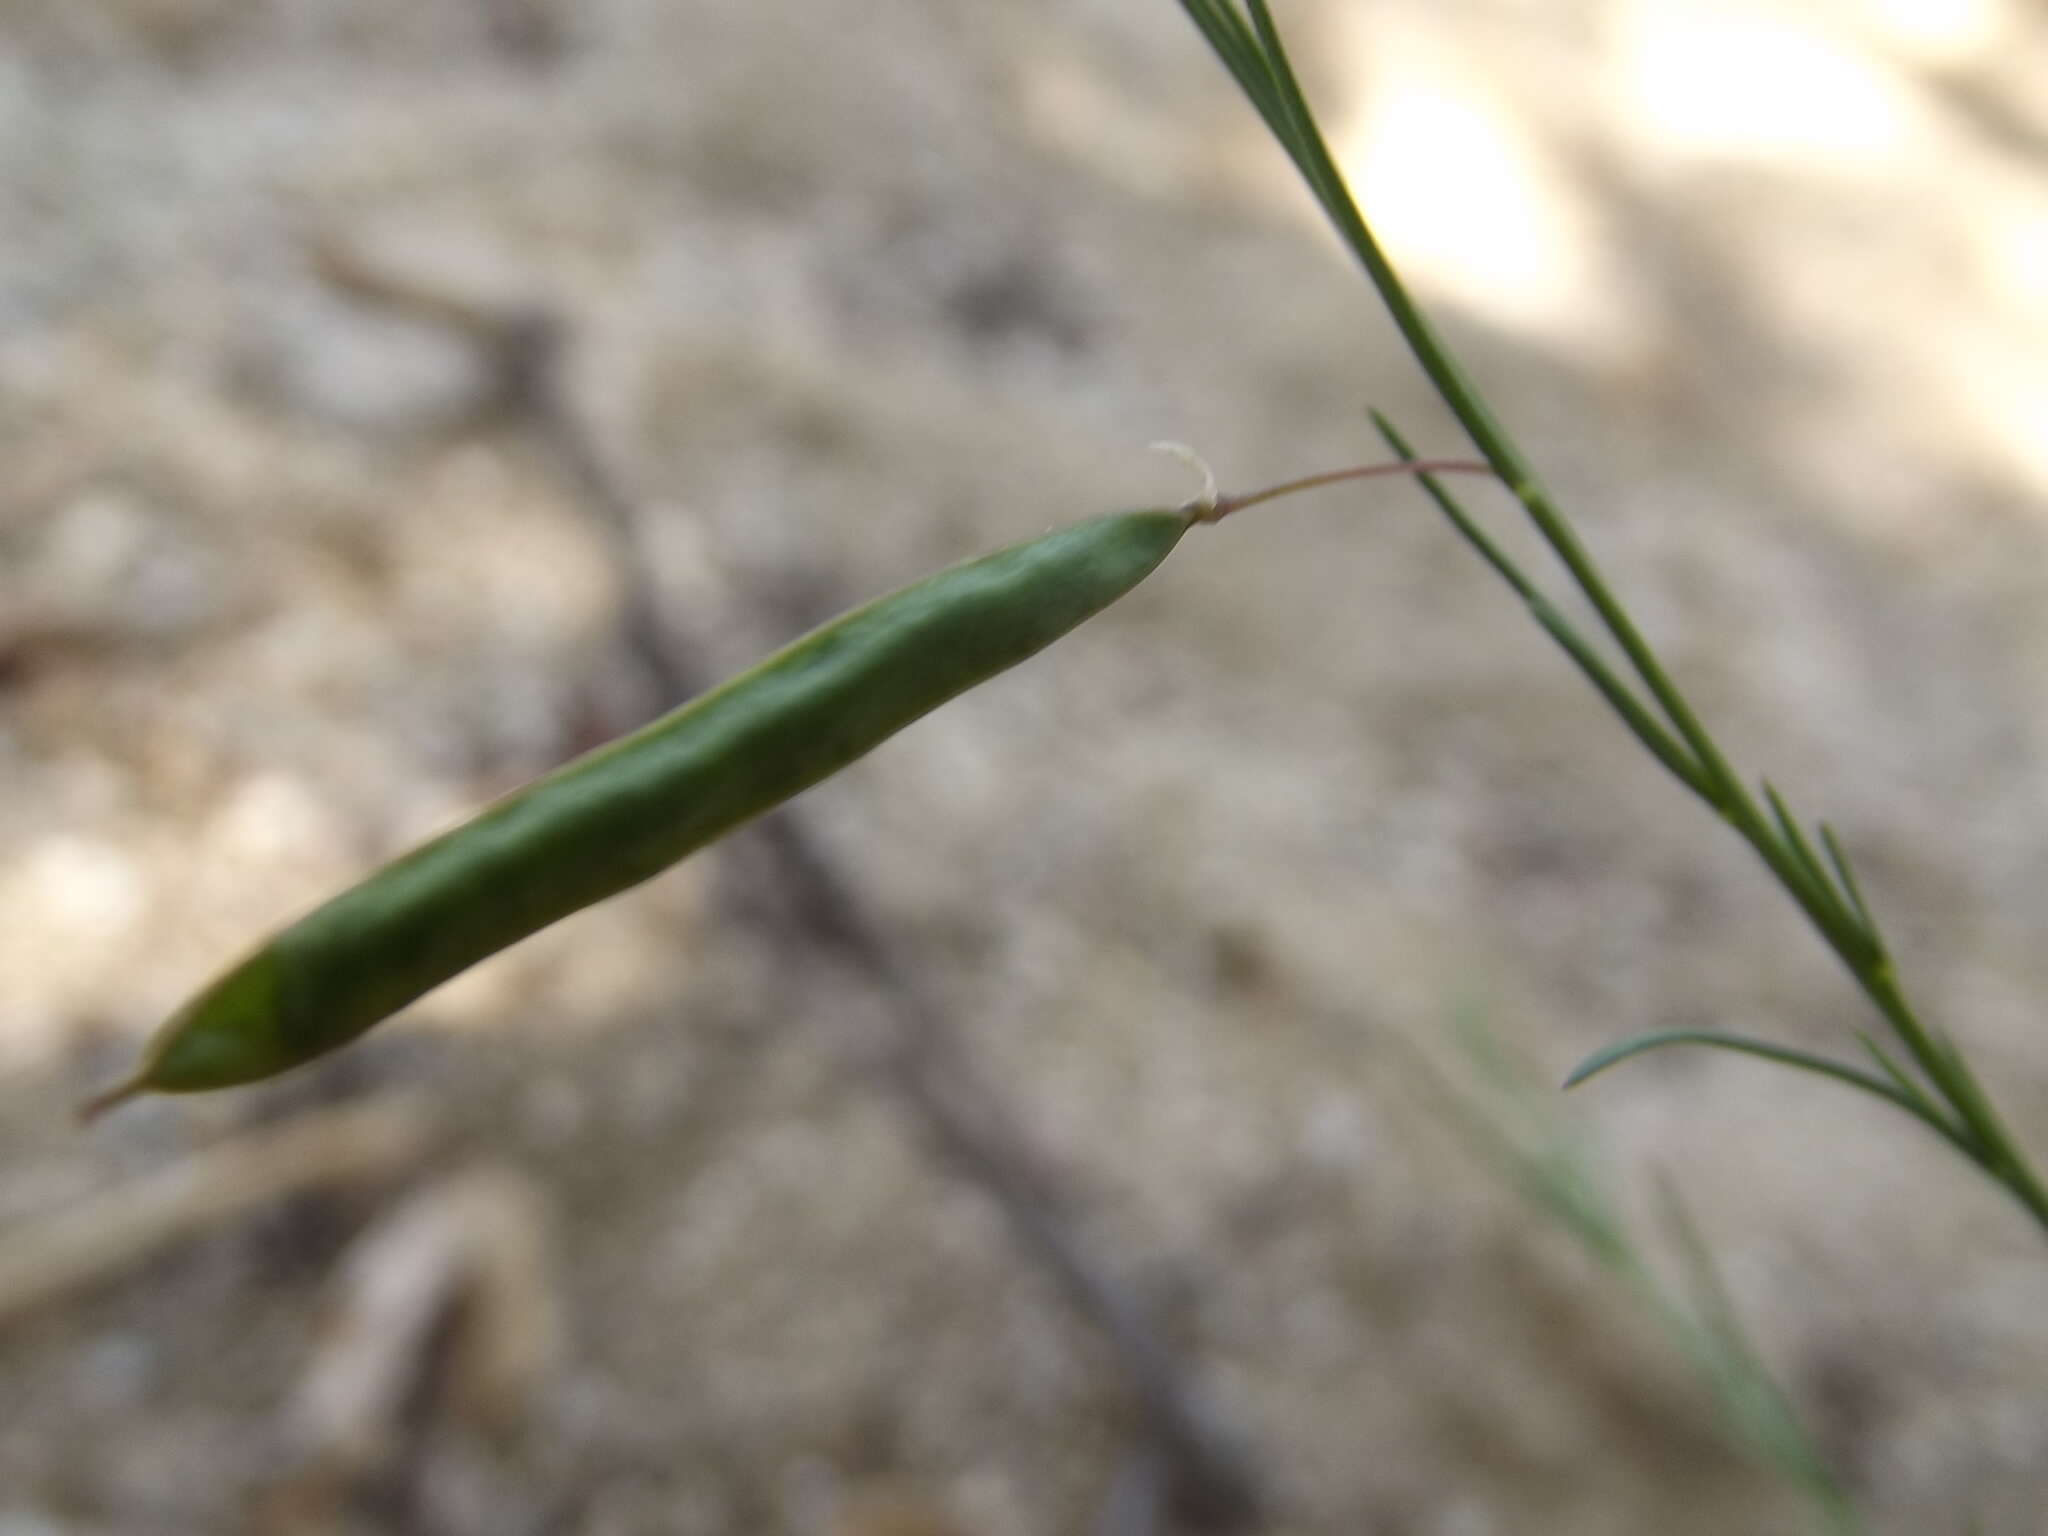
[88,508,1194,1111]
[85,454,1490,1116]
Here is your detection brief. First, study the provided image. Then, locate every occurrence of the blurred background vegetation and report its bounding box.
[2,1,2047,1531]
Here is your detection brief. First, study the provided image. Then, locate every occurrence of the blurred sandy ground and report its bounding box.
[2,0,2047,1531]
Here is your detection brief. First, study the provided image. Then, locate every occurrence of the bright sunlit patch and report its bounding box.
[9,836,147,944]
[0,835,149,1068]
[1979,200,2048,324]
[211,772,343,867]
[1960,201,2048,494]
[1859,0,2008,67]
[1620,2,1921,170]
[1956,351,2048,495]
[1330,50,1634,355]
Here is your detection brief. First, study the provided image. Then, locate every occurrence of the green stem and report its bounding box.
[1859,969,2048,1229]
[1182,0,2048,1239]
[1204,458,1494,521]
[1237,3,1736,778]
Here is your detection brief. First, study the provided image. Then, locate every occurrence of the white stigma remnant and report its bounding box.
[1149,440,1221,521]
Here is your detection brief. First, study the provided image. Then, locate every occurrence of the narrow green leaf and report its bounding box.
[1653,1177,1861,1530]
[1760,781,1883,970]
[1373,412,1708,798]
[1853,1030,1941,1114]
[1370,411,1534,603]
[1237,1,1754,807]
[1433,1025,1857,1530]
[1820,822,1881,945]
[1420,1016,1635,1265]
[1177,0,1260,61]
[1563,1028,1967,1144]
[1240,3,1357,237]
[1175,2,1293,149]
[1762,781,1836,905]
[1527,603,1712,798]
[1922,1028,2020,1165]
[1655,1176,1748,1359]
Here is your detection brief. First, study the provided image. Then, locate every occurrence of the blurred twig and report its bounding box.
[0,1091,435,1326]
[310,235,1266,1532]
[261,1163,559,1536]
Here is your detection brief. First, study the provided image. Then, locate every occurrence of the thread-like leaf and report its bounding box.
[1820,823,1881,945]
[1653,1177,1860,1530]
[1852,1030,1936,1110]
[1564,1029,1964,1145]
[1761,782,1880,967]
[1373,412,1707,797]
[1174,3,1291,148]
[1762,782,1835,906]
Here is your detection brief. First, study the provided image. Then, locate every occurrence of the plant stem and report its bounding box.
[1180,0,2048,1239]
[1203,459,1493,521]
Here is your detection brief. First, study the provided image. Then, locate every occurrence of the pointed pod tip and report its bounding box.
[76,1074,148,1126]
